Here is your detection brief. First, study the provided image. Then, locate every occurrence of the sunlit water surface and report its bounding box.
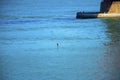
[0,0,120,80]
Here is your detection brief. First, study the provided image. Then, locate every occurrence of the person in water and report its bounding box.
[57,43,59,47]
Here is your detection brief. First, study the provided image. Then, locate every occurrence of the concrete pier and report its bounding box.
[76,13,120,19]
[98,13,120,18]
[76,12,99,19]
[76,0,120,19]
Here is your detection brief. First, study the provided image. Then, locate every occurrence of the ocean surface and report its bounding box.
[0,0,120,80]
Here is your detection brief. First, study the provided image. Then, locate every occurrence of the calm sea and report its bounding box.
[0,0,120,80]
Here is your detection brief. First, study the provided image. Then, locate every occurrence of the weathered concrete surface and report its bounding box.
[76,1,120,19]
[99,1,120,18]
[108,2,120,13]
[98,13,120,18]
[100,1,120,13]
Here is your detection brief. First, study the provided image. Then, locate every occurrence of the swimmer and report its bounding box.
[57,43,59,47]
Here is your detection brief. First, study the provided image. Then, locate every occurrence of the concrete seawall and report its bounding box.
[76,1,120,19]
[102,1,120,13]
[76,12,120,19]
[98,13,120,18]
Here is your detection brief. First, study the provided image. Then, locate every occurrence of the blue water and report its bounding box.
[0,0,120,80]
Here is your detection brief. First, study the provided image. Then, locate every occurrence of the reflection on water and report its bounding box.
[103,19,120,42]
[101,19,120,80]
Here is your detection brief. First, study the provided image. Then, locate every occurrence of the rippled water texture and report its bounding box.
[0,0,120,80]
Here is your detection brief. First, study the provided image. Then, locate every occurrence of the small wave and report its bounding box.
[0,19,42,25]
[0,36,97,42]
[0,15,18,20]
[0,16,76,25]
[0,15,74,20]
